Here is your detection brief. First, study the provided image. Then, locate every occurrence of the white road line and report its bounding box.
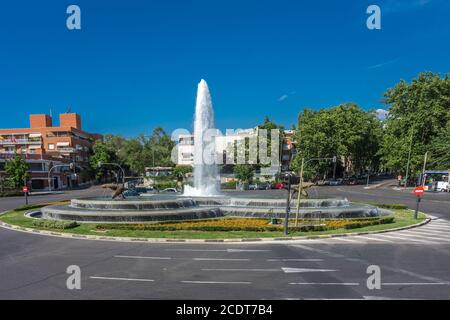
[332,237,360,243]
[282,267,337,273]
[115,255,172,260]
[371,234,438,244]
[382,282,450,286]
[289,282,359,286]
[165,249,270,253]
[411,228,450,235]
[193,258,250,261]
[201,268,336,273]
[420,226,450,232]
[353,236,393,243]
[266,259,324,262]
[399,231,450,241]
[90,276,154,282]
[181,281,251,285]
[166,249,228,252]
[202,268,280,272]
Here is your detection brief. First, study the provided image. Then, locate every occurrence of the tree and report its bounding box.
[291,104,383,180]
[173,165,193,181]
[380,72,450,180]
[233,164,254,183]
[89,140,118,181]
[5,155,29,189]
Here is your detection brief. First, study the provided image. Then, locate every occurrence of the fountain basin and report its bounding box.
[39,195,391,223]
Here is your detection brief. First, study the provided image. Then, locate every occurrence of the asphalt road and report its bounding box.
[0,184,449,300]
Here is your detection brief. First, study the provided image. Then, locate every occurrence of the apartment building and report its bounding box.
[176,128,296,174]
[0,113,101,190]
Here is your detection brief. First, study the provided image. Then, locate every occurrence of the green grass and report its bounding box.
[0,204,427,240]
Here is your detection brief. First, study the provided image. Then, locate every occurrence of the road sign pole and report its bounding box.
[414,197,421,220]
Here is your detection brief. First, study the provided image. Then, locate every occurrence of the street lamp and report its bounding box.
[295,156,337,226]
[98,161,125,184]
[283,172,293,236]
[48,163,74,192]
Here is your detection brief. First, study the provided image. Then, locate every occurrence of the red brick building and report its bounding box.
[0,113,101,190]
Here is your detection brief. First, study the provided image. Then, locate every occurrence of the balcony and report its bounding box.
[0,139,42,145]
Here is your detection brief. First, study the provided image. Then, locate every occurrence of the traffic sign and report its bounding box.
[22,186,29,193]
[413,186,424,197]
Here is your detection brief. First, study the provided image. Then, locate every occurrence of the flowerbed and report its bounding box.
[95,217,395,232]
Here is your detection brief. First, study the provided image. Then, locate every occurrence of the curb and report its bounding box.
[0,210,431,244]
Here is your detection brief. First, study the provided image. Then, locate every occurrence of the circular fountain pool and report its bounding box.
[39,194,391,223]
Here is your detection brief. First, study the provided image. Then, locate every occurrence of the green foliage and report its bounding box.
[89,127,176,180]
[344,217,395,229]
[291,104,383,179]
[155,180,177,190]
[381,72,450,178]
[4,155,29,189]
[32,220,79,230]
[233,164,255,183]
[173,165,193,181]
[221,181,238,189]
[377,203,408,210]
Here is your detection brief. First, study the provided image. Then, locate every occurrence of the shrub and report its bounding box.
[378,204,408,210]
[95,217,395,233]
[221,181,237,190]
[32,220,79,230]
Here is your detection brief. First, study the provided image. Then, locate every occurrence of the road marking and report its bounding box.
[181,281,251,284]
[193,258,250,261]
[411,228,450,235]
[332,237,360,243]
[165,249,270,253]
[353,236,393,243]
[115,255,172,260]
[90,276,154,282]
[282,267,337,273]
[398,231,450,241]
[266,259,324,262]
[114,255,250,261]
[289,282,359,286]
[201,267,336,273]
[371,234,438,244]
[420,226,450,232]
[293,244,448,283]
[202,268,280,272]
[382,282,450,286]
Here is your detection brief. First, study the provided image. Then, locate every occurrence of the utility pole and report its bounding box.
[284,173,292,236]
[421,151,428,186]
[295,158,304,227]
[404,129,414,189]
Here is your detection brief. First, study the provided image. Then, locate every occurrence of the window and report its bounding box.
[48,144,55,150]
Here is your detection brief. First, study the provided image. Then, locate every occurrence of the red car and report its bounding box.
[273,183,285,189]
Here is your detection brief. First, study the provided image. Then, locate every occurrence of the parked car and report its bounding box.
[273,183,285,189]
[161,188,179,193]
[122,190,140,197]
[257,183,271,190]
[248,184,258,190]
[134,187,147,194]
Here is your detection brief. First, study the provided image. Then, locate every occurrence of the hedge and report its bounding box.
[32,220,79,230]
[95,217,395,233]
[378,204,409,210]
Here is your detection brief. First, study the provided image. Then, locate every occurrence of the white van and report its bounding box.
[436,181,449,192]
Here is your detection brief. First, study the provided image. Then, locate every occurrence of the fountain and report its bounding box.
[184,79,220,196]
[37,79,392,223]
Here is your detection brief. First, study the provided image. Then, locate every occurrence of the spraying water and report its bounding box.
[184,79,220,196]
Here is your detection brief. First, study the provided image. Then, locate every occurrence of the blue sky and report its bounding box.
[0,0,449,137]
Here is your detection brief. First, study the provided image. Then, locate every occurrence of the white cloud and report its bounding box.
[278,94,289,102]
[376,109,389,121]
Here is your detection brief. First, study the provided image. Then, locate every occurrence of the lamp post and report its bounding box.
[98,162,125,185]
[48,163,74,192]
[295,156,337,226]
[283,172,292,236]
